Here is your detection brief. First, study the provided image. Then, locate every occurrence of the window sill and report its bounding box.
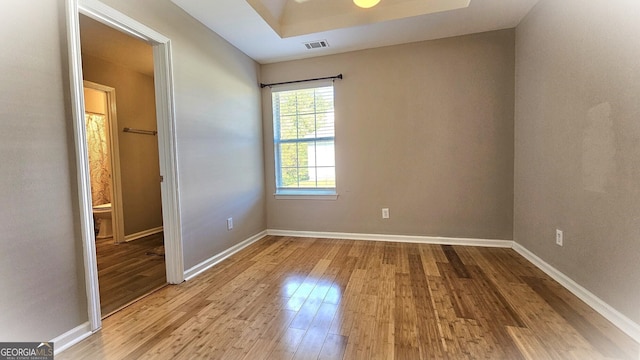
[274,190,338,200]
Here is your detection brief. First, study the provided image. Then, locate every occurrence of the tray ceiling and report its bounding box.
[171,0,539,64]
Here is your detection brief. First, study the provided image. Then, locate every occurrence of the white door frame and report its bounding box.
[65,0,184,332]
[83,81,125,244]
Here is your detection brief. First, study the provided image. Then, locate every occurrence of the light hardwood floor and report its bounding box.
[61,236,639,359]
[96,234,167,316]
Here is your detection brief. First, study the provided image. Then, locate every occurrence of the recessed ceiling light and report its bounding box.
[353,0,381,9]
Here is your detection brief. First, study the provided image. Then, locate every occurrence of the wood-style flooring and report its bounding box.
[96,234,167,316]
[61,236,639,359]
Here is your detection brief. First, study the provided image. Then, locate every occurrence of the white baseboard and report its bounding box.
[512,243,640,344]
[183,230,268,281]
[51,322,93,355]
[266,229,514,248]
[55,229,639,354]
[124,226,163,242]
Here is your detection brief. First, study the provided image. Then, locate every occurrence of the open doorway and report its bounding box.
[80,16,167,317]
[83,81,123,243]
[66,0,184,331]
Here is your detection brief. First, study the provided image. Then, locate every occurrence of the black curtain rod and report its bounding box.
[260,74,342,88]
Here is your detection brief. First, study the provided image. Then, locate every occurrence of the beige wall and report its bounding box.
[261,30,515,240]
[515,0,640,324]
[98,0,266,269]
[82,54,163,235]
[0,0,87,341]
[0,0,265,341]
[83,87,106,115]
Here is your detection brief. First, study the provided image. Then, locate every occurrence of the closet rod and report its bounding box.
[123,127,157,136]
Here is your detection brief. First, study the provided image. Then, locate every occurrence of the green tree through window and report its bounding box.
[273,84,335,191]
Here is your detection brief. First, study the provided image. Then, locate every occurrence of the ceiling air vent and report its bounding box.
[304,40,329,50]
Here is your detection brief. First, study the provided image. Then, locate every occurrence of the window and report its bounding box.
[272,82,336,197]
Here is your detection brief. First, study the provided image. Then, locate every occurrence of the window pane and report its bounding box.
[278,115,298,140]
[315,87,334,113]
[298,176,317,188]
[314,140,335,167]
[297,114,316,138]
[296,89,316,115]
[315,168,336,188]
[316,113,334,138]
[280,167,299,187]
[276,91,298,116]
[273,84,336,191]
[297,142,309,167]
[279,143,298,167]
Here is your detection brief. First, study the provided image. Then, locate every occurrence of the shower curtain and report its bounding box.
[85,113,111,206]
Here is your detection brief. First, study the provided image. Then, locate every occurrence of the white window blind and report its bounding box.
[272,83,336,193]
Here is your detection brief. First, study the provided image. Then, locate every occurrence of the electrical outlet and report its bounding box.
[227,217,233,231]
[556,229,563,246]
[382,208,390,219]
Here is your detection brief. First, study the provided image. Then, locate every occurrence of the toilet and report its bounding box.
[93,203,113,239]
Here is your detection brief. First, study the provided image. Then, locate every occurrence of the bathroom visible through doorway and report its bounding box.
[80,14,168,319]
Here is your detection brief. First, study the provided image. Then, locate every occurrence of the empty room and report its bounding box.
[1,0,639,359]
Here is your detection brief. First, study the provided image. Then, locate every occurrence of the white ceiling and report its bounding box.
[246,0,472,38]
[171,0,539,64]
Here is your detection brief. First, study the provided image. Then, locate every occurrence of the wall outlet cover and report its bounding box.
[556,229,563,246]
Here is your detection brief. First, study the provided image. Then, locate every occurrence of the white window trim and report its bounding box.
[274,189,338,200]
[272,80,337,198]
